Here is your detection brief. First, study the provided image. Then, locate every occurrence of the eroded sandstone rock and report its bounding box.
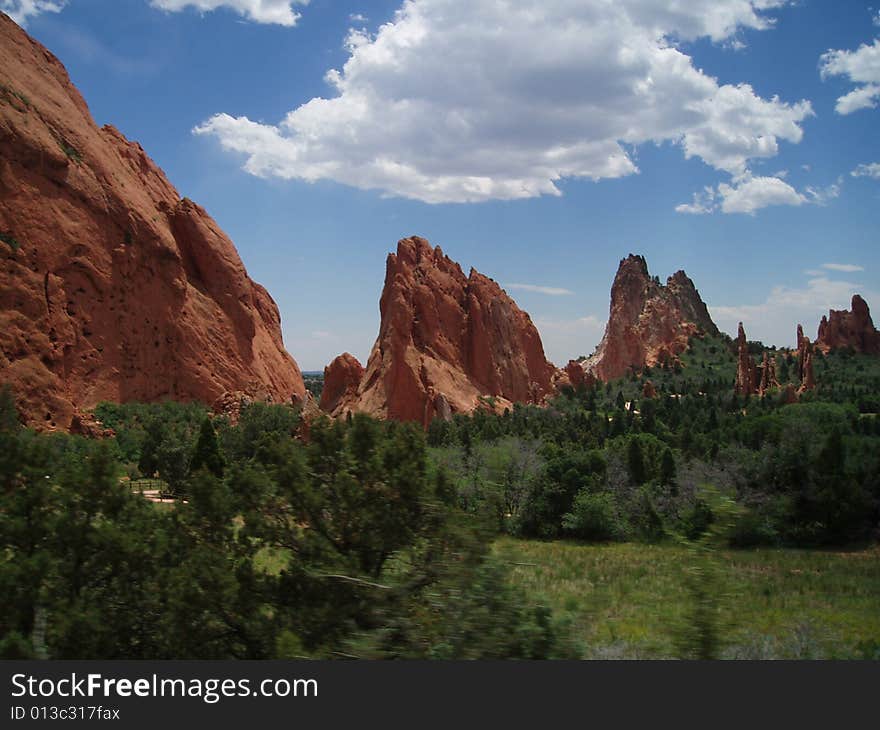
[321,236,556,426]
[0,15,304,428]
[815,295,880,355]
[584,254,718,381]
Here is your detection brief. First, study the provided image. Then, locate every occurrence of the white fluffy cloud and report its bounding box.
[852,161,880,178]
[195,0,812,203]
[0,0,65,25]
[676,172,842,215]
[0,0,309,26]
[820,38,880,114]
[149,0,308,25]
[719,175,805,214]
[712,275,879,346]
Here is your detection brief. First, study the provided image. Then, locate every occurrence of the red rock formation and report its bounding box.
[796,324,808,380]
[320,353,364,415]
[779,384,798,405]
[815,295,880,355]
[796,324,816,394]
[69,411,115,439]
[0,15,304,429]
[799,346,815,394]
[585,255,718,381]
[559,359,596,391]
[324,236,557,426]
[735,323,758,396]
[757,352,780,397]
[642,380,657,399]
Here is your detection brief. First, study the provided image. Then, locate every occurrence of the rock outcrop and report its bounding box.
[734,323,758,396]
[815,295,880,355]
[0,15,304,429]
[796,324,816,394]
[320,353,364,415]
[583,254,718,381]
[757,352,780,397]
[737,322,814,399]
[321,236,557,426]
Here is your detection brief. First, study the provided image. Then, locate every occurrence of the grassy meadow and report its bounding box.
[494,538,880,659]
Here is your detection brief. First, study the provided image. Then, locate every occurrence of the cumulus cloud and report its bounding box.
[677,172,841,215]
[149,0,309,26]
[712,275,880,346]
[1,0,309,26]
[506,283,574,296]
[0,0,65,25]
[820,38,880,114]
[852,161,880,178]
[719,175,806,214]
[195,0,812,204]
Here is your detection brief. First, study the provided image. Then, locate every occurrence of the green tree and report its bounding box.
[627,437,646,485]
[191,417,225,478]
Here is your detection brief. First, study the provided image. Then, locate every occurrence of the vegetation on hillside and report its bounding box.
[1,338,878,659]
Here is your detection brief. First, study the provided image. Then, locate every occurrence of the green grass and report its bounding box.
[495,538,880,658]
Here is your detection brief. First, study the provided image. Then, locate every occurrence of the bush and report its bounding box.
[562,489,624,542]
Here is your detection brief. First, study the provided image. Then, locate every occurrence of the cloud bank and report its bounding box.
[1,0,309,26]
[195,0,812,204]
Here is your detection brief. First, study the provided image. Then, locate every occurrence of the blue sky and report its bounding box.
[5,0,880,370]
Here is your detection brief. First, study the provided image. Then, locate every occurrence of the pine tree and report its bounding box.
[628,437,646,485]
[660,448,677,487]
[191,417,226,478]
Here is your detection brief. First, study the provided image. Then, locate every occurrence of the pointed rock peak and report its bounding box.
[585,253,719,381]
[852,294,870,317]
[668,270,694,286]
[618,253,650,277]
[326,236,556,425]
[735,322,757,396]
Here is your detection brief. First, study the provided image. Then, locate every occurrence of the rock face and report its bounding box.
[734,323,758,396]
[796,324,816,394]
[0,15,304,429]
[322,236,557,426]
[815,295,880,355]
[737,322,813,399]
[320,353,364,415]
[757,352,780,397]
[584,254,718,381]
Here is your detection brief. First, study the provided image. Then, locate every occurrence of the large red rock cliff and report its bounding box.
[0,15,304,428]
[815,295,880,355]
[583,254,718,381]
[322,236,557,426]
